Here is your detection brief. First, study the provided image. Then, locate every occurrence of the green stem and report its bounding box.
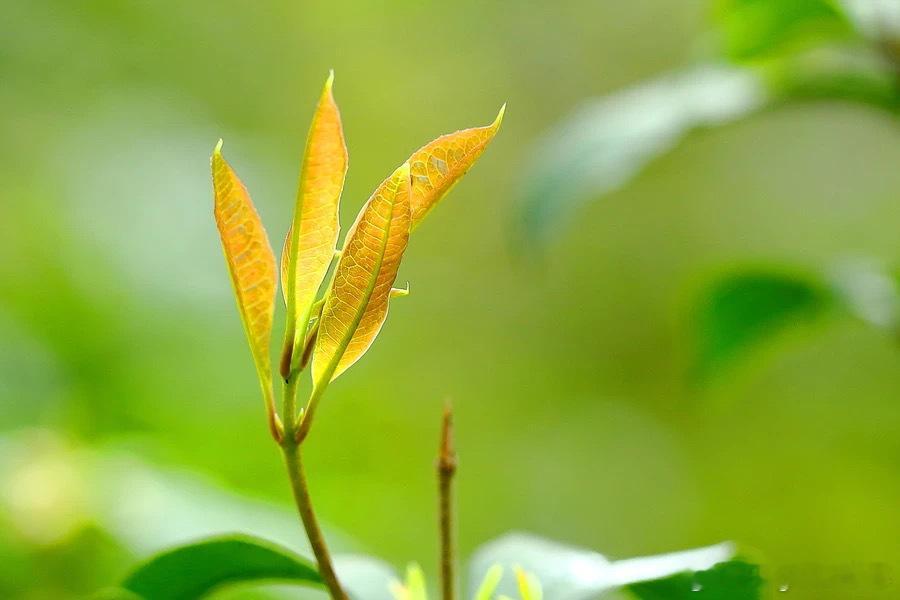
[282,373,300,434]
[280,373,345,599]
[282,442,348,600]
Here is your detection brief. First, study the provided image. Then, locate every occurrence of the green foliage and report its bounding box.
[713,0,855,61]
[3,2,900,599]
[519,0,900,244]
[388,563,428,600]
[107,532,761,599]
[119,534,322,600]
[467,533,742,599]
[691,269,832,382]
[92,589,144,600]
[764,47,900,113]
[519,64,767,242]
[627,559,763,599]
[690,260,900,382]
[474,565,504,600]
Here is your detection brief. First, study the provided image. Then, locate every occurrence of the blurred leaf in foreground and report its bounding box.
[120,534,322,600]
[627,558,763,599]
[518,64,767,244]
[713,0,856,62]
[468,532,740,599]
[690,269,832,383]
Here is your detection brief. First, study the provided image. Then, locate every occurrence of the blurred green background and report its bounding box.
[2,1,899,598]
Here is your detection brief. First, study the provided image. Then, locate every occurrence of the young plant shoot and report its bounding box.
[211,71,504,599]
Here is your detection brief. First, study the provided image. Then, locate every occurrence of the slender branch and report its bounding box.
[282,442,348,600]
[438,404,457,600]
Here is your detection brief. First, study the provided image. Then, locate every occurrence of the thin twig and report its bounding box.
[438,403,457,600]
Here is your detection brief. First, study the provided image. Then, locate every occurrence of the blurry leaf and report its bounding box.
[519,50,899,246]
[87,453,319,555]
[713,0,856,62]
[627,559,763,599]
[765,45,900,112]
[390,563,428,600]
[514,566,542,600]
[468,533,737,600]
[334,554,399,600]
[121,534,322,600]
[827,256,900,336]
[312,163,411,384]
[839,0,900,42]
[474,565,504,600]
[408,105,505,229]
[92,589,144,600]
[211,142,277,402]
[518,64,767,245]
[281,71,348,375]
[691,269,832,382]
[405,564,428,600]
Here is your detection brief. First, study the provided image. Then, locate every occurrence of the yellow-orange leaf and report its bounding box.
[211,141,277,396]
[407,104,505,229]
[312,162,411,384]
[281,71,348,374]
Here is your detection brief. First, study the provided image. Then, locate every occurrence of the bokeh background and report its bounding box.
[2,1,899,598]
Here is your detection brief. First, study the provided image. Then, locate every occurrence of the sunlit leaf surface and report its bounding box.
[281,71,348,348]
[121,534,322,600]
[312,163,411,384]
[211,142,277,395]
[408,105,504,229]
